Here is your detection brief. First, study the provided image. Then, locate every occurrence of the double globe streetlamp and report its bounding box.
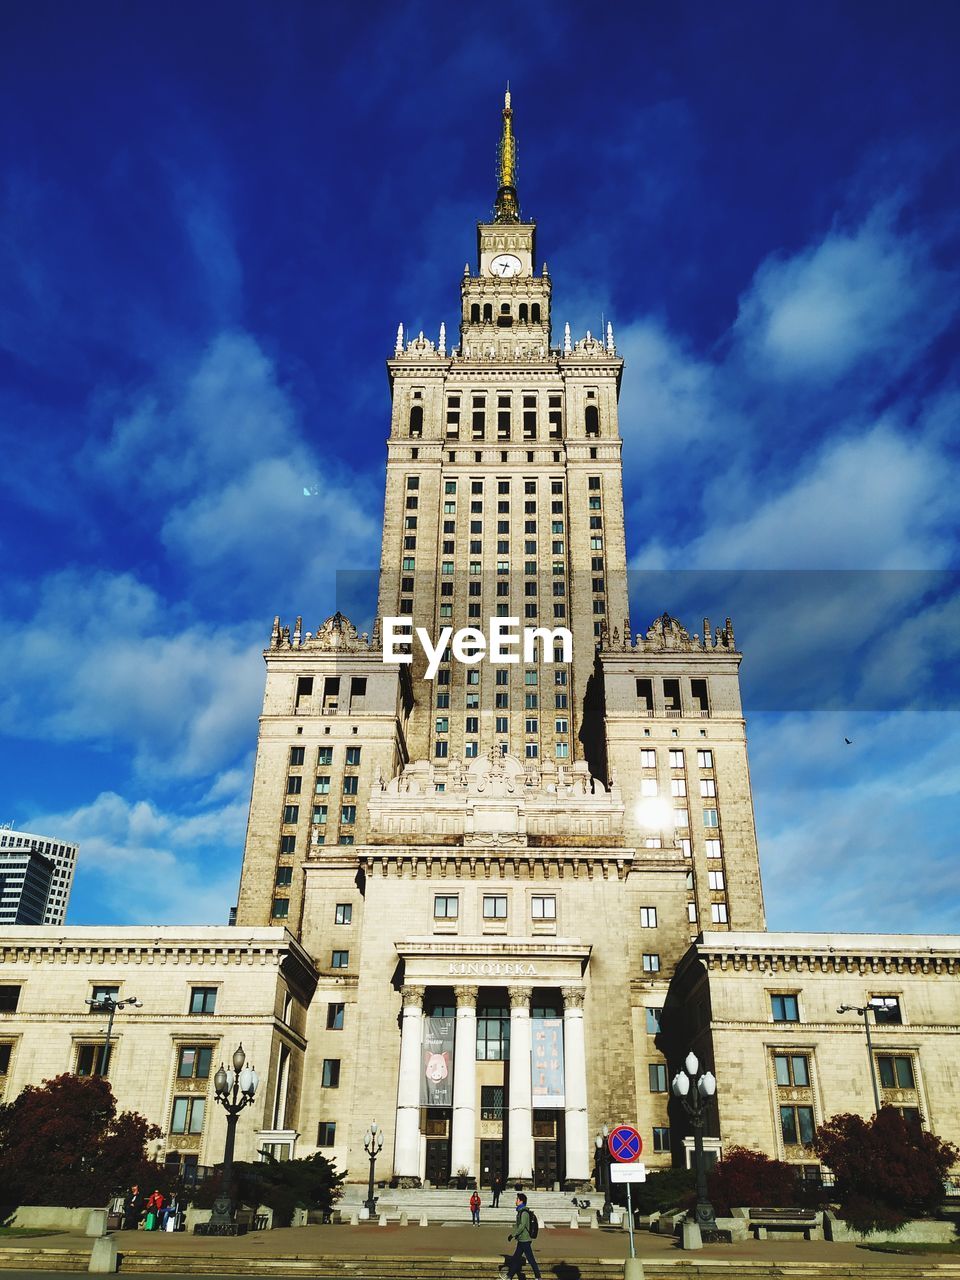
[672,1051,718,1235]
[205,1044,259,1233]
[363,1120,384,1219]
[594,1124,613,1221]
[837,997,899,1114]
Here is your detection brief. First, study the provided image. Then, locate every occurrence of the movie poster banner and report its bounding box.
[420,1015,455,1107]
[531,1017,565,1108]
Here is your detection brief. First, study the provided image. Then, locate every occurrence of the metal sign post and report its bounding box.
[608,1126,645,1268]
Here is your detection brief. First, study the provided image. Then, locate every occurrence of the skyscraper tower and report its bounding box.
[234,92,764,1189]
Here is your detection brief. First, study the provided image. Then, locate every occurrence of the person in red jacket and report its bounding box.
[470,1189,481,1225]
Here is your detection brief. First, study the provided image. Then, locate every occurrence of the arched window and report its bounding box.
[482,303,493,323]
[518,303,529,323]
[531,303,541,323]
[585,405,599,437]
[470,303,481,323]
[410,405,423,437]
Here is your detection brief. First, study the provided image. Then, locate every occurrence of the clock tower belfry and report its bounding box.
[462,88,551,358]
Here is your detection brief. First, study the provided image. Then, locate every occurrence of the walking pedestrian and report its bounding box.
[470,1189,481,1225]
[503,1192,541,1280]
[490,1173,502,1208]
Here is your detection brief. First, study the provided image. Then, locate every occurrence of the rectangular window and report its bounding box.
[703,808,719,827]
[480,1084,504,1121]
[640,906,657,928]
[688,902,698,923]
[642,953,661,973]
[341,806,356,824]
[877,1055,915,1089]
[286,776,302,798]
[171,1096,206,1136]
[780,1105,816,1147]
[648,1063,668,1092]
[313,804,328,824]
[342,775,359,795]
[331,950,349,969]
[700,779,717,797]
[697,750,714,768]
[326,1003,345,1030]
[483,895,508,919]
[272,897,289,919]
[671,778,686,797]
[335,903,352,924]
[315,775,330,794]
[668,749,684,768]
[275,865,293,887]
[646,1007,662,1034]
[76,1043,107,1077]
[705,839,722,858]
[531,895,556,919]
[771,993,799,1023]
[640,749,656,767]
[280,834,296,854]
[710,902,728,923]
[90,984,120,1005]
[872,996,903,1024]
[322,1058,341,1088]
[189,987,217,1015]
[177,1046,213,1079]
[283,804,299,824]
[346,747,361,766]
[434,894,459,919]
[317,1122,336,1147]
[708,870,725,890]
[774,1054,810,1087]
[0,1044,11,1074]
[289,746,305,766]
[318,747,333,765]
[653,1126,671,1152]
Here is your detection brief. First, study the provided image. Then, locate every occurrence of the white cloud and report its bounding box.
[751,710,960,933]
[26,789,245,926]
[0,569,263,779]
[734,207,957,381]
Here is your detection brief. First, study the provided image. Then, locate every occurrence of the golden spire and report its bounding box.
[494,84,520,223]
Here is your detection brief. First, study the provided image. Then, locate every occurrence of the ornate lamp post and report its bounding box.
[363,1120,384,1218]
[84,993,142,1074]
[672,1051,717,1235]
[837,997,896,1114]
[594,1123,612,1221]
[204,1044,259,1234]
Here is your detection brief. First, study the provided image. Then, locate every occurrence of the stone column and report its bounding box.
[562,986,590,1183]
[450,986,477,1177]
[394,985,423,1180]
[508,987,534,1183]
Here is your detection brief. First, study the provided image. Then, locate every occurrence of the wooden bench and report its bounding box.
[748,1207,822,1240]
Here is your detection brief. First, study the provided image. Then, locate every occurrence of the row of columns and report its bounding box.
[394,984,589,1183]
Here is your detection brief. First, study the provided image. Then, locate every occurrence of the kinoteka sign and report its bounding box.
[448,961,538,977]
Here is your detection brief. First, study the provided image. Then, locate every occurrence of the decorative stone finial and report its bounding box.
[395,324,403,356]
[564,322,571,354]
[439,322,446,356]
[606,321,615,352]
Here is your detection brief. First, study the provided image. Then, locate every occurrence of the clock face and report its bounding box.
[489,253,523,278]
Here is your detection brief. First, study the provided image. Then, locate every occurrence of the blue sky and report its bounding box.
[1,2,958,931]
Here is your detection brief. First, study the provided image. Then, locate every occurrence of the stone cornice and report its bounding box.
[356,845,685,882]
[691,931,960,977]
[397,936,591,963]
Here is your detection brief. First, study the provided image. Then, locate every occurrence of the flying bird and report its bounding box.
[844,738,853,745]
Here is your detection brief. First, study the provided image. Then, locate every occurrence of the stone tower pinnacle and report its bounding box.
[494,85,520,223]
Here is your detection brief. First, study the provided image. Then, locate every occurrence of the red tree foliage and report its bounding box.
[814,1107,959,1233]
[0,1074,162,1208]
[707,1145,799,1215]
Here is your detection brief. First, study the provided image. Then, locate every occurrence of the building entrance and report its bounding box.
[534,1138,559,1188]
[480,1138,504,1189]
[425,1138,450,1187]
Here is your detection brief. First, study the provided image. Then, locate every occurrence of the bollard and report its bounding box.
[88,1236,118,1274]
[419,1214,429,1227]
[378,1212,388,1226]
[569,1212,579,1229]
[623,1259,645,1280]
[349,1211,359,1226]
[590,1213,599,1229]
[399,1211,408,1227]
[681,1220,703,1250]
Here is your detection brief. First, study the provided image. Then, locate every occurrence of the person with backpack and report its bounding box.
[503,1192,541,1279]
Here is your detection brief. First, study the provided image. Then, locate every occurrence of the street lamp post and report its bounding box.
[84,994,142,1074]
[672,1051,718,1236]
[363,1120,384,1218]
[837,998,897,1114]
[204,1044,259,1234]
[594,1123,612,1222]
